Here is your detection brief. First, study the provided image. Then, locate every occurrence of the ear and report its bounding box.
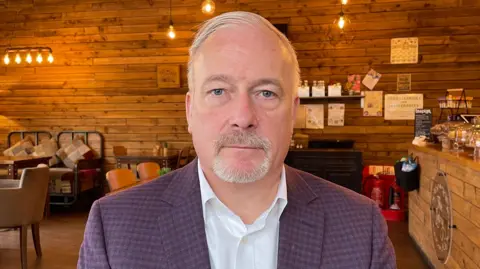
[291,96,300,126]
[185,92,193,134]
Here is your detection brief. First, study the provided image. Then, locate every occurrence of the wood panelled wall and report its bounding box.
[0,0,480,168]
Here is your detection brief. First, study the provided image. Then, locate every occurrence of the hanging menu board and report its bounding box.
[414,108,432,138]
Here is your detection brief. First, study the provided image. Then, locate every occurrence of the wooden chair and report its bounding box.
[137,162,160,181]
[106,169,136,192]
[176,145,192,169]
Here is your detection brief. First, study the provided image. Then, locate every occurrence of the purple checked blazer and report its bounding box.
[78,159,397,269]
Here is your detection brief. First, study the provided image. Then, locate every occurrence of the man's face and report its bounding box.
[186,25,298,183]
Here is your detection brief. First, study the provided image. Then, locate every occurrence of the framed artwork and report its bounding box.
[397,74,412,91]
[391,37,418,64]
[157,65,181,88]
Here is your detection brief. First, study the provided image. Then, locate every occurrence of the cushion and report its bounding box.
[31,138,60,167]
[3,137,34,157]
[55,137,94,169]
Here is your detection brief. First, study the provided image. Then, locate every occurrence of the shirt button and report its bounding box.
[241,237,248,244]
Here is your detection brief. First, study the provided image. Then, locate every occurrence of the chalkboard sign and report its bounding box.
[414,108,432,138]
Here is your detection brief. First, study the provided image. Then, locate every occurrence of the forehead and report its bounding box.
[192,25,292,82]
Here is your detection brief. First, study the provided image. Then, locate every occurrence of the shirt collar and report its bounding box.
[197,159,288,218]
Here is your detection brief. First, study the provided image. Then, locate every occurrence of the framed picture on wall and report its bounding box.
[157,64,181,88]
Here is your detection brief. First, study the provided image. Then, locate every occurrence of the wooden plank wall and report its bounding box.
[0,0,479,169]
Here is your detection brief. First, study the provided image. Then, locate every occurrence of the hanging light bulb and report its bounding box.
[47,52,54,63]
[26,52,32,64]
[167,22,176,39]
[338,15,345,29]
[201,0,215,15]
[36,52,43,63]
[3,53,10,65]
[167,0,176,39]
[15,53,21,64]
[341,0,348,4]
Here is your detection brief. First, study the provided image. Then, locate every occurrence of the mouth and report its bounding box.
[223,145,262,150]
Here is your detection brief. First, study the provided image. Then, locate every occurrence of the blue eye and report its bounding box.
[212,89,224,96]
[261,90,275,98]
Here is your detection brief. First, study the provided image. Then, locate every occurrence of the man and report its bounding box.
[78,11,396,269]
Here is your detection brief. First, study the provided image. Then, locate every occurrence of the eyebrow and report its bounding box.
[201,75,284,93]
[249,78,283,90]
[201,74,235,89]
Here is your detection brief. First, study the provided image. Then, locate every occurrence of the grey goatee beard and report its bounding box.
[212,131,271,184]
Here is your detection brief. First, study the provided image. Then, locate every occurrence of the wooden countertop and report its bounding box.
[410,144,480,173]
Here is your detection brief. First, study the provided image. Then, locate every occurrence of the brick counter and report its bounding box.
[409,145,480,269]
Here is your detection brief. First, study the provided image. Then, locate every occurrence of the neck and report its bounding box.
[201,162,283,225]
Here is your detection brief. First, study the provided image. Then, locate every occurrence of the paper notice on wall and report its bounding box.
[391,37,418,64]
[294,105,306,129]
[363,91,383,117]
[328,103,345,126]
[385,94,423,120]
[362,69,382,90]
[305,105,324,129]
[397,74,412,91]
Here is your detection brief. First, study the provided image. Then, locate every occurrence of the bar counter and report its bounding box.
[408,145,480,268]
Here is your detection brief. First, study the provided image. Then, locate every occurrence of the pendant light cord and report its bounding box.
[169,0,173,26]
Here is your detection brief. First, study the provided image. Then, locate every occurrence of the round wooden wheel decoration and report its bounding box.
[430,171,453,264]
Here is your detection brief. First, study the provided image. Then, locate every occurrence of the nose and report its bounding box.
[228,91,258,131]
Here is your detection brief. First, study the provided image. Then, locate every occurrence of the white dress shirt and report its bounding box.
[198,159,288,269]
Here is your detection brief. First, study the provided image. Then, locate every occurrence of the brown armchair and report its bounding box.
[0,166,50,269]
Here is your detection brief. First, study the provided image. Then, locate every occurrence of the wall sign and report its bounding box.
[328,103,345,126]
[157,64,181,88]
[430,171,453,264]
[363,91,383,117]
[385,94,423,120]
[306,105,324,129]
[391,37,418,64]
[397,74,411,91]
[362,69,382,90]
[414,109,432,138]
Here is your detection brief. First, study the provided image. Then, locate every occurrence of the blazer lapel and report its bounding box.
[278,166,325,269]
[157,159,211,269]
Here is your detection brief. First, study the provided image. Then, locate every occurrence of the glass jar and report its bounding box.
[442,120,463,150]
[467,124,480,148]
[452,122,472,153]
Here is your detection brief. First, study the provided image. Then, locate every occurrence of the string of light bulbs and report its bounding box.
[3,47,54,65]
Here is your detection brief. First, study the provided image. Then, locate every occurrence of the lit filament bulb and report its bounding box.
[338,16,345,29]
[341,0,348,4]
[47,52,54,63]
[3,54,9,65]
[167,25,176,39]
[26,52,32,64]
[201,0,215,15]
[15,53,21,64]
[36,53,43,63]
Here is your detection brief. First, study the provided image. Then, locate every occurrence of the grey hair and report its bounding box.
[187,11,301,92]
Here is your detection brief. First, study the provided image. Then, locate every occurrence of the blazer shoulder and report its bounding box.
[97,167,182,208]
[289,167,375,212]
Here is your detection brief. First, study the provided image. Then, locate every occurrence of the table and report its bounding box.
[0,156,52,179]
[115,153,179,169]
